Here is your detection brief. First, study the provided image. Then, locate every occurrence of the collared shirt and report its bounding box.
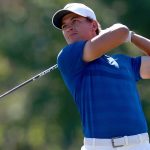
[57,41,148,138]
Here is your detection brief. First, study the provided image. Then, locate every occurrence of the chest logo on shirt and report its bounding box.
[107,57,119,68]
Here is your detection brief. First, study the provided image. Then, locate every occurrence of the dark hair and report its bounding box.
[86,17,101,35]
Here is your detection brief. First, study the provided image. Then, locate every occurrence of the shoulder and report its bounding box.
[111,54,141,70]
[57,41,86,60]
[57,40,86,61]
[57,41,87,75]
[60,41,86,53]
[112,54,130,59]
[112,54,141,62]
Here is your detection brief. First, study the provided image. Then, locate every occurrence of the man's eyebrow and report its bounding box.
[71,16,78,20]
[62,16,79,25]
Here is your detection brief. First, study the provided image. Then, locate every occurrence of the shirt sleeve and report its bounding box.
[57,41,87,76]
[130,56,142,81]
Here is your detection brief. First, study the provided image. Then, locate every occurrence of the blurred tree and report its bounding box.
[0,0,149,149]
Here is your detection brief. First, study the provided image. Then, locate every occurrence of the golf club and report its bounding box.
[0,64,58,99]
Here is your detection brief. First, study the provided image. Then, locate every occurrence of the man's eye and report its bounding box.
[72,19,78,24]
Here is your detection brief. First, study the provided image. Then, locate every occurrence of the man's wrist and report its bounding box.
[125,31,134,43]
[130,31,135,42]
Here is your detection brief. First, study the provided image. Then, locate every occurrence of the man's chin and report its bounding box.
[67,39,81,44]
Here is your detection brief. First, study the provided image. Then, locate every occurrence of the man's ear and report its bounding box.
[92,21,98,33]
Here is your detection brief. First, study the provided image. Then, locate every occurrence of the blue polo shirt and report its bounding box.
[57,41,148,138]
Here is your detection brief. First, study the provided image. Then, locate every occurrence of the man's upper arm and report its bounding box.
[140,56,150,79]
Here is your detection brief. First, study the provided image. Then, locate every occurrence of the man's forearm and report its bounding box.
[131,33,150,56]
[83,24,129,62]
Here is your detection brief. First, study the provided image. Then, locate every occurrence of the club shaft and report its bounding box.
[0,64,58,99]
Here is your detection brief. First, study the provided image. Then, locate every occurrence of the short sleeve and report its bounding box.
[57,41,87,76]
[131,56,142,81]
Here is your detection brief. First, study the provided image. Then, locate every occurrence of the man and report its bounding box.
[52,3,150,150]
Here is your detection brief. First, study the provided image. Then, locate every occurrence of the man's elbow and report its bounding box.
[111,23,129,42]
[119,25,129,42]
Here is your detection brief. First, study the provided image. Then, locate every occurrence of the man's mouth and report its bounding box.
[69,32,78,37]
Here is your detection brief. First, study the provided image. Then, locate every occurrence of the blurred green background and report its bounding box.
[0,0,150,149]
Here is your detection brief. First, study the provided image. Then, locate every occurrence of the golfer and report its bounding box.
[52,3,150,150]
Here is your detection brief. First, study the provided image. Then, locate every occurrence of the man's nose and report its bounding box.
[65,24,74,32]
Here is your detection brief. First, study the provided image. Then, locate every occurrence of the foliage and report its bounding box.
[0,0,149,149]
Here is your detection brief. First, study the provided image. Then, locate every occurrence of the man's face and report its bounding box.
[61,13,97,44]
